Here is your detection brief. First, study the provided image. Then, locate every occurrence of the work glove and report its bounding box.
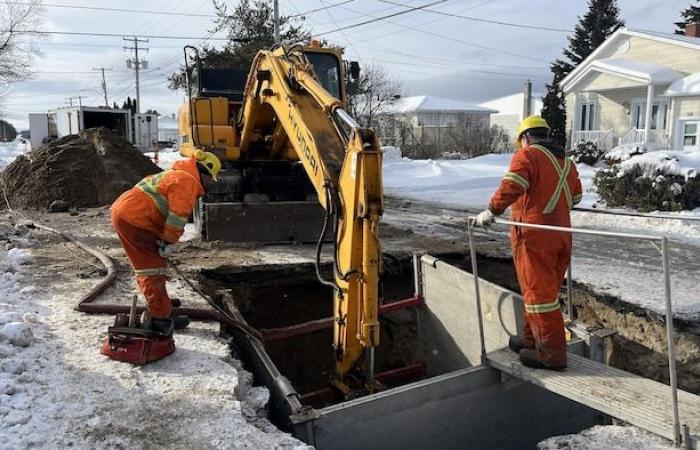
[156,240,175,258]
[473,209,495,228]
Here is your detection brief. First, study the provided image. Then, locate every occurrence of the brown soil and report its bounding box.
[0,127,160,210]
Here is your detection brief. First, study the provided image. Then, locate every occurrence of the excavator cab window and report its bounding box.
[304,51,342,100]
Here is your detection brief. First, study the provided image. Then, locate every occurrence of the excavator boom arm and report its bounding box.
[239,46,384,387]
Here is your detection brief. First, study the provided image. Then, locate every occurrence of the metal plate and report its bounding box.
[203,201,326,243]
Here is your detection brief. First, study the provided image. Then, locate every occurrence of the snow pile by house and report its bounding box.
[617,150,700,181]
[145,148,181,170]
[604,143,646,161]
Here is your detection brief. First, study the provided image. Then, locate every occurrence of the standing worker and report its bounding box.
[111,151,221,335]
[474,116,582,370]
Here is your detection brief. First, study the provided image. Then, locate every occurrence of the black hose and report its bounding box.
[315,186,341,293]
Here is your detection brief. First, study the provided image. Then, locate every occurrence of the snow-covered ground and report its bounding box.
[538,425,673,450]
[0,225,309,449]
[0,141,29,170]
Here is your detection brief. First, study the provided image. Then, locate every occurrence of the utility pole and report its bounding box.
[93,67,113,107]
[66,96,84,108]
[523,79,533,118]
[273,0,280,45]
[123,36,149,114]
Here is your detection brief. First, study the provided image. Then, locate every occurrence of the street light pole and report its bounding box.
[273,0,280,45]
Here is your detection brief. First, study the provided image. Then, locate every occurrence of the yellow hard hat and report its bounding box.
[194,150,222,181]
[515,115,550,149]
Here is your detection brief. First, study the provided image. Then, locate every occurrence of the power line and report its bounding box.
[6,1,214,18]
[289,0,357,18]
[0,29,233,40]
[315,0,449,36]
[377,0,571,33]
[333,2,549,63]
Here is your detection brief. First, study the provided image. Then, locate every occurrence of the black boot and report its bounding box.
[172,315,190,330]
[150,318,175,336]
[519,348,566,371]
[508,336,534,353]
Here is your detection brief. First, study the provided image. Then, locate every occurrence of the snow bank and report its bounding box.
[618,150,700,181]
[0,141,27,170]
[538,424,673,449]
[605,143,646,161]
[144,148,182,170]
[382,152,512,209]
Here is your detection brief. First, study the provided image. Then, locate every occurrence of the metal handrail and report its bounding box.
[574,206,700,222]
[466,216,681,446]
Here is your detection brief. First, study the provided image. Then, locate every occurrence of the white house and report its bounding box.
[561,26,700,152]
[480,92,544,140]
[376,95,497,151]
[158,113,179,143]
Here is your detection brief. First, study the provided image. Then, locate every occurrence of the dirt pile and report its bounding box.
[0,127,161,210]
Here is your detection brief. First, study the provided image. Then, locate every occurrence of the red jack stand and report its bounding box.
[101,296,175,365]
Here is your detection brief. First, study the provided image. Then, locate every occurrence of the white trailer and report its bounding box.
[28,106,132,149]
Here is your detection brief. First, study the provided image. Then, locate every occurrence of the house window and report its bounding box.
[579,102,596,130]
[632,100,669,130]
[683,123,697,147]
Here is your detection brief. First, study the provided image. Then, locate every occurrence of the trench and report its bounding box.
[197,256,431,409]
[197,250,699,412]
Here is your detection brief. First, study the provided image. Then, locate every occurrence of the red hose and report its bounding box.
[29,221,263,340]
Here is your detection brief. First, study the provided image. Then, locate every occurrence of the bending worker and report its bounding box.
[110,151,221,335]
[474,116,582,370]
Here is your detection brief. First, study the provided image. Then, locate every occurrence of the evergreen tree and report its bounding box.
[541,0,624,146]
[676,1,700,34]
[169,0,312,90]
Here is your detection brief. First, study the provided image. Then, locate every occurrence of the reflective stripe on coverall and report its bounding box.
[110,158,204,318]
[489,143,583,367]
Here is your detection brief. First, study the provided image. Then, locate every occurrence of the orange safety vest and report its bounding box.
[489,143,582,227]
[111,157,204,244]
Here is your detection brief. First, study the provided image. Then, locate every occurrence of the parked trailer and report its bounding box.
[28,107,158,152]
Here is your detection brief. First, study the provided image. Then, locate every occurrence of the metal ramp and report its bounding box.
[487,348,700,446]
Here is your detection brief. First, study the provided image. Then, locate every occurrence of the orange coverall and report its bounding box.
[489,143,582,367]
[110,158,204,318]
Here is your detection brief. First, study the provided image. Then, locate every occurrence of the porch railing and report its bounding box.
[572,129,614,150]
[621,129,670,149]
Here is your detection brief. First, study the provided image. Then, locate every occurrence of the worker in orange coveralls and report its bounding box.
[474,116,582,370]
[111,151,221,335]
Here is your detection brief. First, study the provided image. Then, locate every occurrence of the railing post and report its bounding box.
[566,264,574,321]
[662,237,681,446]
[467,220,488,364]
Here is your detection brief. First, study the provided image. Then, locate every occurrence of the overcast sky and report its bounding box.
[0,0,691,129]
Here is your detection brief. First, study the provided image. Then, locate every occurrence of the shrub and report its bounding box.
[571,141,604,166]
[595,164,700,212]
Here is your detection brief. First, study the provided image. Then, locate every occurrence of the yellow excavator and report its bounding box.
[177,43,383,392]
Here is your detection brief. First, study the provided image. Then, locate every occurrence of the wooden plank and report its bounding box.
[487,347,700,442]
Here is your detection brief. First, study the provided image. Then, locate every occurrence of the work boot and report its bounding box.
[150,318,175,336]
[519,348,566,371]
[508,336,534,353]
[172,315,190,330]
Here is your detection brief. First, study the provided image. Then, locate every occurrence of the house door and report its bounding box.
[679,120,700,152]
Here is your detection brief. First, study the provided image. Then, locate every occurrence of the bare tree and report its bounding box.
[348,62,401,127]
[0,0,44,84]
